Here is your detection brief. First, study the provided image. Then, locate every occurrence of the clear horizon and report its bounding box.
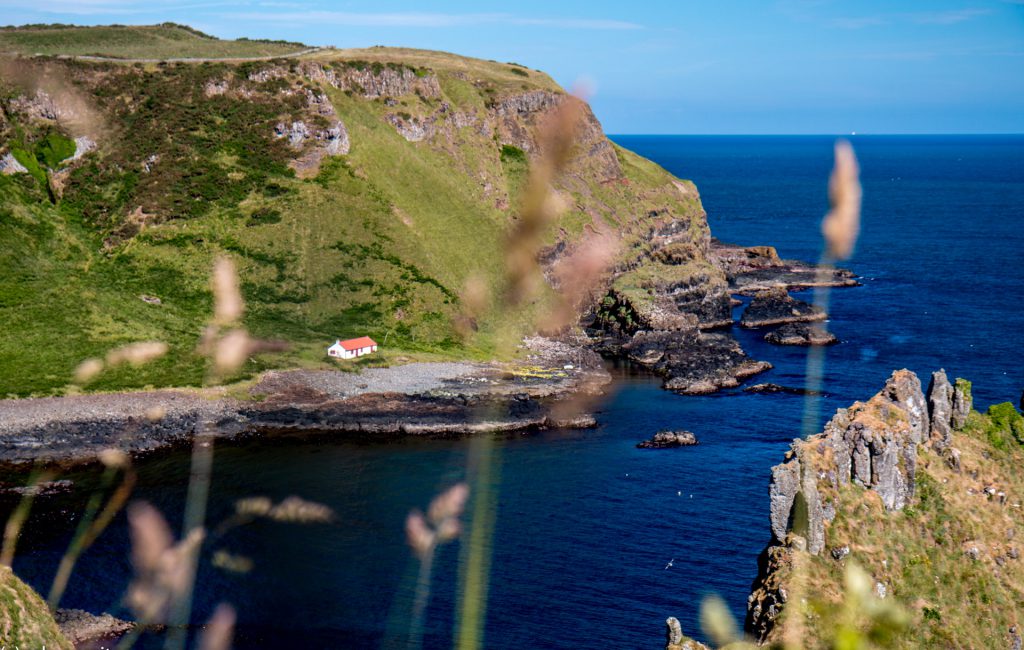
[3,0,1023,134]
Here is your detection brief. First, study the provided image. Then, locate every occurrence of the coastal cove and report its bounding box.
[5,135,1023,648]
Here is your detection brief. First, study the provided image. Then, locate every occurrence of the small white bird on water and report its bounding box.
[664,558,675,570]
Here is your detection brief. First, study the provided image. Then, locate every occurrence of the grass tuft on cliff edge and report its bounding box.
[0,565,73,649]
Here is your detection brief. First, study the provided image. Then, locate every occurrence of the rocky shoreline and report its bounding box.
[587,240,855,395]
[0,337,609,467]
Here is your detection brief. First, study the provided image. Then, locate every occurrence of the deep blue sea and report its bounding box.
[8,135,1024,648]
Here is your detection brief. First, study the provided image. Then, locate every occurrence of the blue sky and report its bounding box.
[3,0,1023,133]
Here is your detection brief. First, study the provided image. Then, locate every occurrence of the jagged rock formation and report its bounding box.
[740,287,826,328]
[927,369,954,451]
[665,616,711,650]
[747,368,976,643]
[764,322,838,346]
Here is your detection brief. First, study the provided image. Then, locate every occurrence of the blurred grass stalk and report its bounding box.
[801,140,862,439]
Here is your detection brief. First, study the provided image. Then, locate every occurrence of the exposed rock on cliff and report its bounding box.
[746,369,1017,647]
[740,287,826,328]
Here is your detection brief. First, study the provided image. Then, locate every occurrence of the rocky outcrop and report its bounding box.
[744,383,821,396]
[602,327,770,395]
[248,61,442,99]
[490,90,622,183]
[952,377,973,430]
[0,151,28,175]
[273,118,349,175]
[927,369,954,451]
[764,322,838,346]
[665,617,711,650]
[637,430,698,448]
[711,239,858,295]
[747,368,968,642]
[55,609,133,645]
[740,287,826,328]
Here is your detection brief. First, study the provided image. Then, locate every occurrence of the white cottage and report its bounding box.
[328,336,378,359]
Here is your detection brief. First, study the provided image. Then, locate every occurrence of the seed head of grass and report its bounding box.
[822,140,861,261]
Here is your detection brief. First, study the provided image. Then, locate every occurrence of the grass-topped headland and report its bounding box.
[0,23,308,59]
[0,25,708,397]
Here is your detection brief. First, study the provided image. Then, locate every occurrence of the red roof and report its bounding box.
[337,336,377,351]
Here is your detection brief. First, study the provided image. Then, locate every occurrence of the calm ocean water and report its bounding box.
[9,135,1024,648]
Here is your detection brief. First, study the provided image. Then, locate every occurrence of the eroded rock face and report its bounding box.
[765,370,926,556]
[928,369,954,451]
[952,378,972,429]
[749,368,967,642]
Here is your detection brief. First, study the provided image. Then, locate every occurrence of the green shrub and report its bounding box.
[246,207,282,226]
[34,131,76,168]
[500,144,527,164]
[986,402,1024,445]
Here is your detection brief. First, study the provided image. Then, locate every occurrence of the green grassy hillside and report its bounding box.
[0,30,708,397]
[0,23,306,59]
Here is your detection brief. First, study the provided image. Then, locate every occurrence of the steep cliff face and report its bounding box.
[0,42,713,395]
[747,371,1024,648]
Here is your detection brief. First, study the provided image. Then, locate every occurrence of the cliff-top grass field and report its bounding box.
[0,23,308,59]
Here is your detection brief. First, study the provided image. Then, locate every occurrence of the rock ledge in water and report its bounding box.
[740,287,826,328]
[744,383,821,396]
[637,430,698,448]
[764,322,838,346]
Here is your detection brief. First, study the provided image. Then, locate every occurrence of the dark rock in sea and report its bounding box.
[710,239,859,295]
[764,322,838,346]
[739,287,826,328]
[655,332,772,395]
[607,325,770,396]
[743,383,821,396]
[637,430,698,448]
